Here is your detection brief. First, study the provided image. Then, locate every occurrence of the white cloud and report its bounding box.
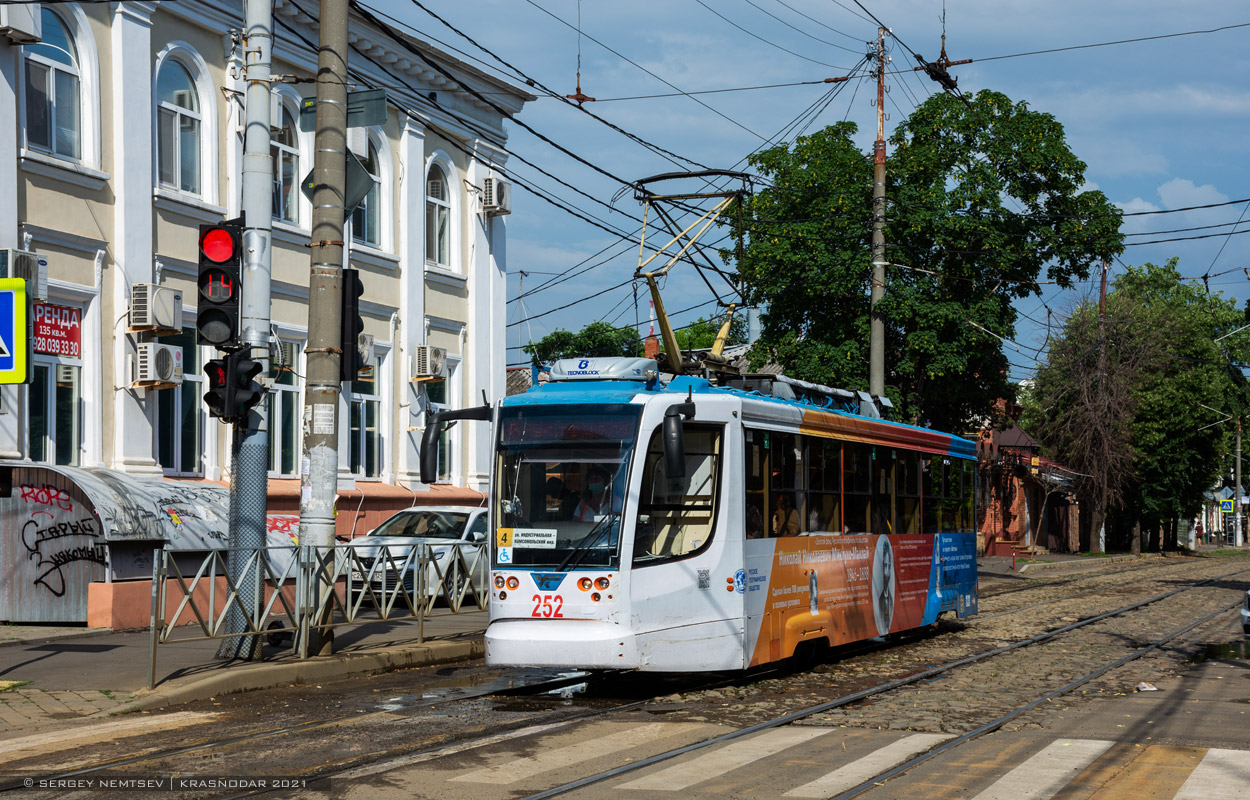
[1156,178,1228,210]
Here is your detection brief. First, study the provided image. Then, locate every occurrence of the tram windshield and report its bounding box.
[493,404,641,570]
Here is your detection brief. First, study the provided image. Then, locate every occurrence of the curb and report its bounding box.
[1016,552,1170,573]
[0,628,114,649]
[130,637,484,711]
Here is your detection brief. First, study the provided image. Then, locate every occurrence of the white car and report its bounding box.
[345,506,488,605]
[1242,590,1250,636]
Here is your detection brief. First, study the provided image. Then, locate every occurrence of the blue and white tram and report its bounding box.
[424,356,978,671]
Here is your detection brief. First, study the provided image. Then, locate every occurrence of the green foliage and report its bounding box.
[521,321,641,365]
[1025,259,1250,539]
[673,313,748,352]
[735,90,1123,430]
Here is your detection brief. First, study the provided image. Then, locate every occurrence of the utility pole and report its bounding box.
[298,0,349,655]
[1237,416,1243,546]
[217,0,274,661]
[868,26,887,398]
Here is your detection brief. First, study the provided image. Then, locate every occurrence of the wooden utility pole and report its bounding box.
[869,27,887,398]
[298,0,349,655]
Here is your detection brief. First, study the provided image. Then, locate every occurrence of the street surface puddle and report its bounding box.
[1188,641,1250,663]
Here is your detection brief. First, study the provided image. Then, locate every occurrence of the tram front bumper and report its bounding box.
[486,619,637,669]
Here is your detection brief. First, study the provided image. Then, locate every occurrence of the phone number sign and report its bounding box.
[33,303,81,357]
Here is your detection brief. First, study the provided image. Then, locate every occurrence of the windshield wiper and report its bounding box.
[557,514,618,572]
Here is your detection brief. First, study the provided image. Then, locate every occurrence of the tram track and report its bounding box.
[6,560,1243,798]
[513,564,1250,800]
[173,561,1250,798]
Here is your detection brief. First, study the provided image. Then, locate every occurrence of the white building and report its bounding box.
[0,1,531,530]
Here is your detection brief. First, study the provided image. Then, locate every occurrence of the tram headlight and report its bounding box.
[594,577,610,590]
[494,575,505,589]
[506,576,519,590]
[578,577,593,591]
[591,592,601,602]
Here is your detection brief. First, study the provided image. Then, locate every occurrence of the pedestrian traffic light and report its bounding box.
[204,356,233,420]
[196,222,243,348]
[203,349,263,424]
[229,349,265,418]
[340,267,365,381]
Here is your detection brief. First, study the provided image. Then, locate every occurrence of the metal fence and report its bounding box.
[147,541,488,689]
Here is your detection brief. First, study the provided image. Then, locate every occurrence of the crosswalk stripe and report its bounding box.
[616,727,833,791]
[1172,748,1249,800]
[971,738,1115,800]
[782,733,952,798]
[449,722,703,784]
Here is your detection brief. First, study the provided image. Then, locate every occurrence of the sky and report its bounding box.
[366,0,1250,380]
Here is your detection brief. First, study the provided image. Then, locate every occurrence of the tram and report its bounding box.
[422,355,978,672]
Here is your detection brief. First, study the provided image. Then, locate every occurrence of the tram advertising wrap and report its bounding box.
[743,533,977,666]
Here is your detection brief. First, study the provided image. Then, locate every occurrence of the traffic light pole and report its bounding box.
[298,0,349,655]
[217,0,275,661]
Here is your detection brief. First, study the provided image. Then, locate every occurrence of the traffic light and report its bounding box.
[196,222,243,348]
[204,356,233,421]
[340,267,364,381]
[203,349,263,424]
[229,349,265,417]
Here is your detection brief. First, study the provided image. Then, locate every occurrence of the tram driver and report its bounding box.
[575,465,622,521]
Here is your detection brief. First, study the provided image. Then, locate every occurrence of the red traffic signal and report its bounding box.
[196,222,243,349]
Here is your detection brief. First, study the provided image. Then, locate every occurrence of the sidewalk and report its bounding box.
[0,610,487,737]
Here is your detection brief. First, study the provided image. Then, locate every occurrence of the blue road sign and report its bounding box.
[1220,499,1234,513]
[0,278,27,384]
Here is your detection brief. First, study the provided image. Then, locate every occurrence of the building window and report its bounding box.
[267,343,301,477]
[24,8,81,160]
[156,59,201,195]
[425,376,450,482]
[29,361,81,465]
[156,329,203,476]
[346,355,380,478]
[350,139,381,247]
[425,164,450,267]
[271,103,299,223]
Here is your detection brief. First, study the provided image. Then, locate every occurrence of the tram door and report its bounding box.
[629,421,744,670]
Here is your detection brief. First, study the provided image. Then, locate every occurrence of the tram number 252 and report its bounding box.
[531,594,564,618]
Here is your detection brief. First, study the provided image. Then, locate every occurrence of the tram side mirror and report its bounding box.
[663,402,696,479]
[419,403,493,484]
[420,415,443,485]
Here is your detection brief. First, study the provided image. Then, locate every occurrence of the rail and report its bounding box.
[147,541,488,689]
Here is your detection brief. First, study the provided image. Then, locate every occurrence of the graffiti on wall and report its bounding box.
[15,482,105,598]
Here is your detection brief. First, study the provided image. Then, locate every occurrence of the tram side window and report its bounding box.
[844,443,872,534]
[922,457,942,533]
[957,459,975,532]
[941,460,962,533]
[872,447,895,535]
[770,432,802,536]
[806,439,840,534]
[895,450,920,534]
[634,425,722,564]
[745,429,767,539]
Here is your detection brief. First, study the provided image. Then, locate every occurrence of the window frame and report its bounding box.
[21,7,88,163]
[155,328,205,477]
[266,341,303,478]
[350,130,391,251]
[425,152,458,272]
[423,355,461,483]
[28,355,83,466]
[270,91,303,226]
[345,353,384,480]
[153,44,216,202]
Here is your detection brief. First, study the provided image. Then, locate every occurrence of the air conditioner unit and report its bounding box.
[0,5,41,45]
[482,176,511,216]
[412,345,447,379]
[0,249,47,300]
[130,284,183,334]
[134,343,183,388]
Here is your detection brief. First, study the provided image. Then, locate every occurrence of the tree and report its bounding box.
[522,321,641,365]
[735,90,1123,430]
[673,313,748,352]
[1024,260,1250,553]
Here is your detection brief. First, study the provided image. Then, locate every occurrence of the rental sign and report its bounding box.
[33,303,81,357]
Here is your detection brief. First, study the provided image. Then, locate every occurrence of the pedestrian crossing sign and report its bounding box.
[1220,499,1234,513]
[0,278,27,385]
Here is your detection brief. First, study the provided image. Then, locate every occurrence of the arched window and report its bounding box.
[351,139,381,247]
[24,8,81,159]
[156,59,201,194]
[426,164,450,267]
[271,103,300,223]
